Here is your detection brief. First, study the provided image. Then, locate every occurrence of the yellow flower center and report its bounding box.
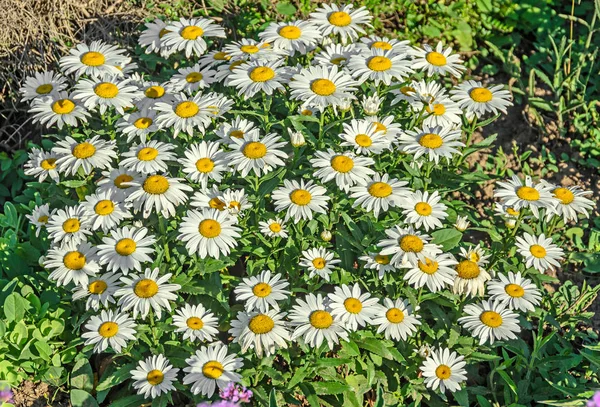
[426,103,446,116]
[418,258,439,274]
[134,279,159,298]
[229,60,245,71]
[330,155,354,173]
[252,282,272,298]
[468,252,480,262]
[88,280,107,294]
[36,84,54,94]
[506,207,520,216]
[312,257,326,269]
[414,202,433,216]
[505,283,525,298]
[400,86,415,96]
[94,82,119,98]
[367,56,392,72]
[38,215,49,224]
[426,51,447,66]
[62,218,80,233]
[480,311,503,328]
[230,130,245,138]
[386,307,404,323]
[268,223,282,233]
[553,187,574,204]
[72,142,96,159]
[470,87,493,103]
[240,45,259,54]
[198,219,221,238]
[311,79,336,96]
[98,321,118,338]
[290,189,312,206]
[186,72,203,83]
[249,66,275,82]
[137,147,159,161]
[143,175,169,194]
[529,244,547,258]
[202,361,224,379]
[516,186,540,201]
[115,238,137,256]
[419,133,443,149]
[114,174,133,189]
[368,182,393,198]
[435,364,451,380]
[94,200,115,215]
[242,142,267,159]
[180,25,204,40]
[133,117,153,129]
[186,316,204,330]
[213,52,230,61]
[63,251,86,270]
[328,11,352,27]
[456,260,480,279]
[145,86,165,99]
[195,158,215,173]
[331,57,347,65]
[399,235,424,253]
[146,370,164,386]
[248,314,275,334]
[209,197,226,210]
[375,254,390,265]
[80,51,105,67]
[372,41,392,50]
[355,134,372,147]
[301,109,313,116]
[309,310,333,329]
[41,158,57,170]
[344,298,363,314]
[175,101,199,118]
[159,28,170,38]
[279,25,302,39]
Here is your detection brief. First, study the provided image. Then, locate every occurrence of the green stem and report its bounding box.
[158,215,171,263]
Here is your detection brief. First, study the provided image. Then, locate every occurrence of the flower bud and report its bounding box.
[288,128,306,147]
[454,215,470,232]
[321,230,332,242]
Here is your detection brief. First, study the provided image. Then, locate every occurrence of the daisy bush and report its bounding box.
[18,3,597,406]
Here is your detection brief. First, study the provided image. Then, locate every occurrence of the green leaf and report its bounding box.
[288,366,309,389]
[276,2,297,15]
[96,362,137,391]
[107,394,146,407]
[70,390,99,407]
[4,292,26,322]
[61,180,88,188]
[357,338,393,360]
[269,389,278,407]
[374,385,385,407]
[431,229,463,251]
[312,381,351,395]
[71,359,94,392]
[298,383,320,407]
[315,358,352,367]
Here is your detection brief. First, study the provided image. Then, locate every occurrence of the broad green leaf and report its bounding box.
[312,381,351,395]
[71,358,94,392]
[70,389,99,407]
[431,229,463,251]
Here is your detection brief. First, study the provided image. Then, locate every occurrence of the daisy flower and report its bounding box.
[126,174,193,218]
[259,21,321,55]
[348,49,412,85]
[44,241,99,287]
[420,348,467,393]
[544,183,595,223]
[115,267,180,319]
[401,253,458,292]
[259,218,288,238]
[190,186,227,211]
[221,189,252,216]
[215,116,259,144]
[515,232,564,273]
[178,208,242,259]
[20,71,67,102]
[361,94,381,115]
[357,36,410,55]
[96,226,156,274]
[458,300,521,345]
[130,354,179,399]
[116,109,159,143]
[289,65,358,110]
[29,91,90,129]
[82,309,137,353]
[487,272,542,312]
[372,298,421,341]
[378,226,441,267]
[223,38,279,62]
[229,310,291,357]
[181,141,227,188]
[400,190,448,231]
[459,244,491,266]
[120,141,177,174]
[138,19,171,56]
[170,64,217,94]
[53,135,116,176]
[328,283,379,331]
[313,43,357,68]
[26,204,54,237]
[228,60,287,99]
[72,272,121,311]
[173,304,219,342]
[309,4,372,43]
[234,270,290,313]
[289,293,349,350]
[494,175,555,218]
[411,42,465,77]
[349,173,410,218]
[136,82,174,110]
[72,77,139,115]
[46,205,91,245]
[422,97,463,128]
[161,18,226,58]
[183,342,243,397]
[398,125,464,164]
[453,259,492,297]
[154,92,216,137]
[288,128,306,147]
[450,80,513,118]
[272,179,330,222]
[80,190,132,232]
[227,132,288,177]
[454,215,471,232]
[59,40,126,78]
[339,119,390,155]
[299,247,341,281]
[364,115,403,144]
[360,252,396,279]
[310,149,375,192]
[97,167,143,201]
[24,148,60,183]
[198,50,232,69]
